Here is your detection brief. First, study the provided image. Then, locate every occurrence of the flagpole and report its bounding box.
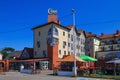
[72,9,77,76]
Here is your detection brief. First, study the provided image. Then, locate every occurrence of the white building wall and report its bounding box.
[33,24,51,58]
[68,28,77,55]
[56,26,69,58]
[85,37,100,57]
[79,33,86,55]
[68,28,86,56]
[33,23,69,58]
[0,53,2,60]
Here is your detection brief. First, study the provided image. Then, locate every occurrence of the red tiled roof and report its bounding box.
[99,30,120,39]
[66,26,73,29]
[77,30,85,34]
[86,32,96,37]
[99,34,114,39]
[58,54,85,62]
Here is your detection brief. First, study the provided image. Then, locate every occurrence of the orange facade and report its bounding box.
[47,42,60,69]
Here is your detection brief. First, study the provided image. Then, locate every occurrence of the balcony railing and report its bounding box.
[100,40,120,46]
[98,47,120,52]
[117,41,120,44]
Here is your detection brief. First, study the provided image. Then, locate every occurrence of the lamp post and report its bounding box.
[72,9,77,76]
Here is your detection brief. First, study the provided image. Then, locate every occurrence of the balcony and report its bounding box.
[117,41,120,44]
[105,48,112,51]
[114,47,120,50]
[100,42,106,46]
[98,47,104,51]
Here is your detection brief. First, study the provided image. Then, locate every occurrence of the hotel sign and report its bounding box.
[48,8,57,15]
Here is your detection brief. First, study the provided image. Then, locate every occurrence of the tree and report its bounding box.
[0,47,15,59]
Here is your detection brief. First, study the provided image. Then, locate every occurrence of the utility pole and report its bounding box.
[72,9,77,76]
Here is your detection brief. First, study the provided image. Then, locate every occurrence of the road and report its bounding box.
[0,70,114,80]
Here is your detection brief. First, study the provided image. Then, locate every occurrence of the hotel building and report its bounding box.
[96,30,120,59]
[32,9,86,69]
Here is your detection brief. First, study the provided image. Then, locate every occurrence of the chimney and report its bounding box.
[116,30,120,34]
[101,33,104,36]
[89,32,92,34]
[48,8,60,24]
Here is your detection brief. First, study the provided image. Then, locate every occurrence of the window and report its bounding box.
[59,50,61,55]
[43,50,46,57]
[63,32,65,36]
[38,31,41,36]
[77,37,80,41]
[63,41,66,46]
[68,34,70,38]
[71,44,73,50]
[118,38,120,43]
[63,41,66,48]
[118,38,120,41]
[81,46,82,52]
[83,39,85,44]
[37,41,40,48]
[34,51,37,56]
[77,45,80,49]
[108,46,112,50]
[117,45,120,47]
[64,51,66,55]
[81,39,82,44]
[71,35,73,41]
[68,52,70,55]
[109,40,114,44]
[68,43,70,47]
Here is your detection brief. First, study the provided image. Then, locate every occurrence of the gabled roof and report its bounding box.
[32,22,70,30]
[77,30,86,38]
[19,47,34,59]
[5,51,22,60]
[85,32,100,39]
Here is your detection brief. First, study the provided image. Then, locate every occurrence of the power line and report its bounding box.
[0,12,72,34]
[59,13,72,19]
[76,20,120,26]
[1,11,120,34]
[0,26,31,34]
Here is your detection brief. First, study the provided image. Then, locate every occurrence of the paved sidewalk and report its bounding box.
[0,71,114,80]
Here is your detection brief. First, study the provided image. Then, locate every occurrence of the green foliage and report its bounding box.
[0,47,15,59]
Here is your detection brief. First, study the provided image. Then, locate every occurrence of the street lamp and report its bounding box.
[72,9,77,76]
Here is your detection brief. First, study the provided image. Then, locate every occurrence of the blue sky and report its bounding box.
[0,0,120,50]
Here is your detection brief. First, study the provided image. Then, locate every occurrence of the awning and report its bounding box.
[57,54,85,62]
[106,59,120,64]
[78,55,98,61]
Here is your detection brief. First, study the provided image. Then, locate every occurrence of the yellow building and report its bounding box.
[32,8,86,69]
